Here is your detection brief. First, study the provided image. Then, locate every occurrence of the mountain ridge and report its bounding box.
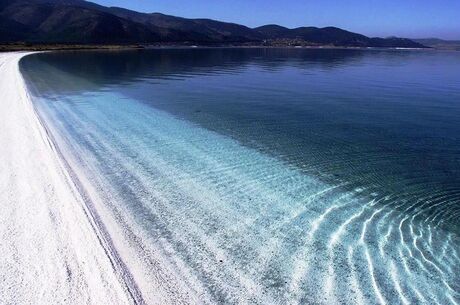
[0,0,427,48]
[414,38,460,50]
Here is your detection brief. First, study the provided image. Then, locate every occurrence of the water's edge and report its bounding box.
[19,53,149,305]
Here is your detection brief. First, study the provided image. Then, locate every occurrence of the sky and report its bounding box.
[92,0,460,39]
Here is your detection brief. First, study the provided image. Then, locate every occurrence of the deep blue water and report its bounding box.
[21,48,460,304]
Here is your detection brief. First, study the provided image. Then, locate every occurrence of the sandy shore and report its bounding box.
[0,52,137,304]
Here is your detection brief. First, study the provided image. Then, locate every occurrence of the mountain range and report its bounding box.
[0,0,427,48]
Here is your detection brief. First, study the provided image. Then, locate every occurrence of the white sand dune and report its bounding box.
[0,52,136,304]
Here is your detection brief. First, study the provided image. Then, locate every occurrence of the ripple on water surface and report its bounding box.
[21,48,460,304]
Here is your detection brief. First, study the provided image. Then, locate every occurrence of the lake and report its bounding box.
[21,48,460,304]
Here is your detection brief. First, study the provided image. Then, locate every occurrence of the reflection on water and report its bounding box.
[21,48,380,92]
[22,48,460,304]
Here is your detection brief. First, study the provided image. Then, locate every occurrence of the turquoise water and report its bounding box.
[21,48,460,304]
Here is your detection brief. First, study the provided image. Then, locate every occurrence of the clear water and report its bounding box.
[21,48,460,304]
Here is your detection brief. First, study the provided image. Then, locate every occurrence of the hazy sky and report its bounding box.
[92,0,460,39]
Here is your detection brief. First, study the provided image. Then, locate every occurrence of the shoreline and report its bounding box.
[29,70,146,305]
[10,52,199,304]
[0,52,140,304]
[7,50,459,304]
[0,43,435,53]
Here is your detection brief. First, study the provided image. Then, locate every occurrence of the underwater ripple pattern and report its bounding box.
[30,90,460,305]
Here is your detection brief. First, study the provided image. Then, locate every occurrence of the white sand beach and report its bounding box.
[0,52,134,304]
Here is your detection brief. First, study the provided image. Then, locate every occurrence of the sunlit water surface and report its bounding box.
[21,48,460,304]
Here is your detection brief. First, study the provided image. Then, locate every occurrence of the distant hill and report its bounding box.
[0,0,161,43]
[255,25,370,45]
[0,0,427,48]
[414,38,460,50]
[255,25,425,48]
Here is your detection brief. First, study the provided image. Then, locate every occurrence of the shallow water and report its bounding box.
[21,48,460,304]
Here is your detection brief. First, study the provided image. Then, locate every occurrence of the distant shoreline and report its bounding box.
[0,43,437,53]
[0,44,145,52]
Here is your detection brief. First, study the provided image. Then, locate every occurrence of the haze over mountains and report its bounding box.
[0,0,426,48]
[413,38,460,50]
